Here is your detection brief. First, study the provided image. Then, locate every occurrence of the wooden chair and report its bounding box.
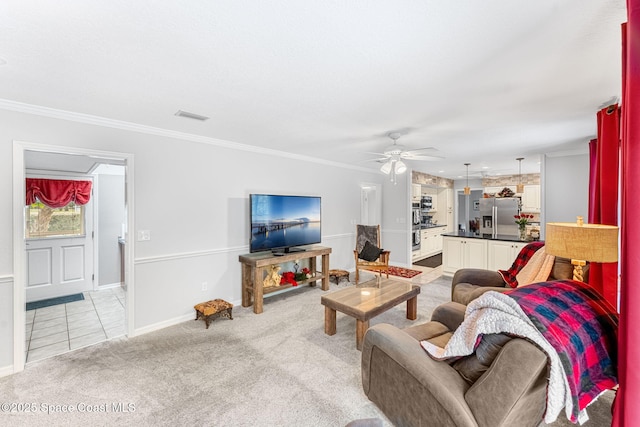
[353,224,390,284]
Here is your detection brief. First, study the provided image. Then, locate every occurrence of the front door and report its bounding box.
[25,190,94,302]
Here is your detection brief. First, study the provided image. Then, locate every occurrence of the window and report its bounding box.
[26,201,85,239]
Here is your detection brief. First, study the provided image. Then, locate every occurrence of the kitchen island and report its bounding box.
[441,232,537,276]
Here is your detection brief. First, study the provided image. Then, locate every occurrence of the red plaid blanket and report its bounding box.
[506,280,618,422]
[498,241,545,287]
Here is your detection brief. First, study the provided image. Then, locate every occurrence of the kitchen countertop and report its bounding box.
[420,224,447,229]
[441,231,540,243]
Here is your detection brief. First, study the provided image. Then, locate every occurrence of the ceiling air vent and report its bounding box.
[174,110,210,121]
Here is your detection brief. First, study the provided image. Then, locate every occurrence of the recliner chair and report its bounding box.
[361,302,549,427]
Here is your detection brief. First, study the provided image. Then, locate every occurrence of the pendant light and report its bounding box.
[464,163,471,195]
[516,157,524,193]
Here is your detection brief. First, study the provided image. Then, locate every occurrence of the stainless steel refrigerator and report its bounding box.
[479,198,520,238]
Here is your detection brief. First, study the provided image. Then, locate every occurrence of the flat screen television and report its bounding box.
[250,194,321,253]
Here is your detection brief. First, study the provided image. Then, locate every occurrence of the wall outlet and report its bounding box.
[201,282,208,291]
[137,230,151,241]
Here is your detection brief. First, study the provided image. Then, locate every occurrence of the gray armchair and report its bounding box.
[361,302,549,427]
[451,257,578,305]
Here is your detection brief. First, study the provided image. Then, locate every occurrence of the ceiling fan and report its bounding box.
[367,132,444,183]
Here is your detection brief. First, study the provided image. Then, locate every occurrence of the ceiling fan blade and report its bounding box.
[403,147,439,155]
[401,154,445,161]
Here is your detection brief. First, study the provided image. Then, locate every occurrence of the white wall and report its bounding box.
[542,153,589,238]
[0,107,385,371]
[96,173,126,287]
[381,172,411,266]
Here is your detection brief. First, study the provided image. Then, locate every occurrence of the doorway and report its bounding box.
[457,189,483,232]
[360,183,382,225]
[12,142,135,373]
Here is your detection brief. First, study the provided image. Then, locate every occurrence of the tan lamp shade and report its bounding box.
[545,220,618,282]
[545,222,618,262]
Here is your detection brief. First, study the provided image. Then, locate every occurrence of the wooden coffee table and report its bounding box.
[321,278,420,350]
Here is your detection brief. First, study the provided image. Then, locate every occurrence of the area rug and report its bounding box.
[26,293,84,311]
[413,253,442,268]
[387,266,422,279]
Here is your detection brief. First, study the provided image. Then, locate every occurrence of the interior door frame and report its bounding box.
[12,141,135,373]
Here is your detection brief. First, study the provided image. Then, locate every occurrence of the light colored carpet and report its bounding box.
[0,272,613,426]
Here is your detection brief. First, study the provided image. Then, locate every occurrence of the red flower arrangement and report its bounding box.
[280,271,298,286]
[301,267,311,278]
[514,214,534,226]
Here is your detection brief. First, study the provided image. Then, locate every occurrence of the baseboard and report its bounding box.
[0,364,15,378]
[97,282,122,290]
[132,312,196,336]
[132,296,243,337]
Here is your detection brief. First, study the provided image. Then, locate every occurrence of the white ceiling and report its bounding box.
[0,1,627,179]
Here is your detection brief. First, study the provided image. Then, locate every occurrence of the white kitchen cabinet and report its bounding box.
[412,184,422,202]
[521,185,540,213]
[487,240,528,271]
[445,189,454,232]
[421,232,433,257]
[442,236,487,276]
[420,227,444,258]
[446,188,454,210]
[446,212,454,233]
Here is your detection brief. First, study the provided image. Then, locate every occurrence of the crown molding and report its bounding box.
[545,147,589,158]
[0,98,376,174]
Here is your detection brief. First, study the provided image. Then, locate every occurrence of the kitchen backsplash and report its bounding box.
[412,170,454,188]
[482,173,540,187]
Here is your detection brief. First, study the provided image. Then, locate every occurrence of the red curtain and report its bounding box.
[25,178,92,208]
[588,106,620,307]
[613,3,640,424]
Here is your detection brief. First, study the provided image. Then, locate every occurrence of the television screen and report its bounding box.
[250,194,321,253]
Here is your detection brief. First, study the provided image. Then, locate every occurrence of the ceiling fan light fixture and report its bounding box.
[395,160,407,174]
[380,161,392,174]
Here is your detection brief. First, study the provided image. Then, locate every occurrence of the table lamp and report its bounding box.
[545,216,618,282]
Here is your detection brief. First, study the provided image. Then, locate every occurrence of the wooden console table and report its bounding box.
[239,246,332,314]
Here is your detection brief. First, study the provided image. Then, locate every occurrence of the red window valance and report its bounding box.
[26,178,93,208]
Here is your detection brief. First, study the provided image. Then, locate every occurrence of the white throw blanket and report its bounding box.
[515,247,555,287]
[421,291,573,424]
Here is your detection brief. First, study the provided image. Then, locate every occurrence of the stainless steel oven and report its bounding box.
[412,206,421,226]
[412,227,421,251]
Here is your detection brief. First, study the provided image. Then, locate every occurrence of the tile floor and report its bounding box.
[409,264,444,285]
[25,287,126,364]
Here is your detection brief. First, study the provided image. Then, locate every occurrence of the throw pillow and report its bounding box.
[451,334,513,384]
[359,241,383,262]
